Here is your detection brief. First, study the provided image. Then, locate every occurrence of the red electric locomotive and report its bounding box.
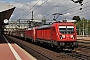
[25,20,78,51]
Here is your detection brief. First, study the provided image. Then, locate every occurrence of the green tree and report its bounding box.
[75,17,89,35]
[72,16,81,22]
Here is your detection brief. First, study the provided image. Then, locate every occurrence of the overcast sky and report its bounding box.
[0,0,90,21]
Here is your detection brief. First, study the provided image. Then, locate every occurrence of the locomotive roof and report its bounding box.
[59,19,76,22]
[52,22,74,26]
[36,22,75,29]
[36,25,52,29]
[27,19,75,30]
[27,28,33,30]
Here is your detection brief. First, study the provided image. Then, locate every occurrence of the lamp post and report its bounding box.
[87,20,88,37]
[83,18,84,37]
[79,21,80,35]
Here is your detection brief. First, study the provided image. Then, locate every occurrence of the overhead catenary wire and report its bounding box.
[13,0,41,19]
[60,0,90,18]
[60,0,90,13]
[66,4,90,18]
[34,0,63,16]
[19,0,41,19]
[12,0,65,20]
[35,0,79,17]
[34,0,81,20]
[20,0,49,19]
[71,7,90,18]
[12,0,90,20]
[80,11,90,19]
[14,0,33,19]
[34,0,66,19]
[60,0,90,20]
[78,8,90,17]
[45,0,90,19]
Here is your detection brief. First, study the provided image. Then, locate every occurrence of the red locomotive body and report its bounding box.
[25,28,36,42]
[25,21,78,50]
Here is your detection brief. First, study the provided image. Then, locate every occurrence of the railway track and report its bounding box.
[65,51,90,60]
[79,44,90,49]
[75,42,90,57]
[78,41,90,44]
[78,41,90,49]
[77,40,90,49]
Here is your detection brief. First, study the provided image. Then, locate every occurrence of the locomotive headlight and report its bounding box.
[70,35,75,39]
[60,35,63,39]
[60,35,65,39]
[62,35,65,38]
[70,35,73,38]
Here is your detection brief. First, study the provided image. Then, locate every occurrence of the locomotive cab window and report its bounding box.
[67,26,74,34]
[59,26,74,34]
[59,26,66,34]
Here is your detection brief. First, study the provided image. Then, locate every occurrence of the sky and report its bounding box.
[0,0,90,21]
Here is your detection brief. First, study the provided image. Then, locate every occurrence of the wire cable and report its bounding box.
[20,0,42,19]
[21,0,49,19]
[13,0,41,19]
[66,4,90,18]
[12,0,90,20]
[34,0,65,19]
[14,0,32,19]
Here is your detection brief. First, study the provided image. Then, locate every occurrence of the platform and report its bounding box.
[77,36,90,40]
[0,35,37,60]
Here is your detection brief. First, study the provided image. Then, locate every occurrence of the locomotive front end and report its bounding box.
[57,22,78,50]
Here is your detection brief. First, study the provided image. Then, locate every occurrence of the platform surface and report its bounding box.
[0,35,37,60]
